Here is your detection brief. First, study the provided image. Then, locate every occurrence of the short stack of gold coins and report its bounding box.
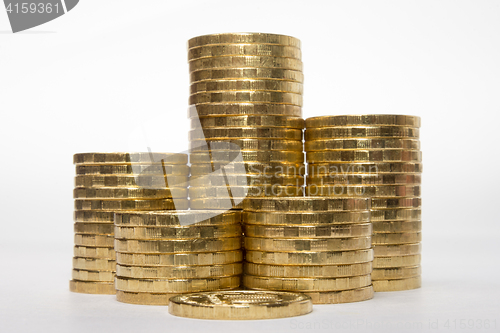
[70,152,189,294]
[113,210,243,305]
[187,33,306,210]
[304,115,422,292]
[242,197,375,304]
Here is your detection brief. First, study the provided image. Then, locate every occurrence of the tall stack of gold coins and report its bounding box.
[242,197,375,304]
[114,210,243,305]
[187,33,305,210]
[70,152,189,294]
[304,115,422,292]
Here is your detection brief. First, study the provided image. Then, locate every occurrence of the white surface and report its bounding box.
[1,1,500,332]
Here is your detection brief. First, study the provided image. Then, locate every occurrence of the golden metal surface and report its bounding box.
[115,275,241,293]
[373,243,422,256]
[372,221,422,233]
[305,115,420,128]
[306,150,422,163]
[189,174,304,187]
[114,237,241,254]
[114,224,242,240]
[190,79,303,94]
[75,164,189,175]
[189,127,302,140]
[114,210,241,227]
[190,138,303,152]
[188,44,301,60]
[244,211,371,226]
[305,126,419,140]
[305,185,421,197]
[371,208,422,221]
[243,197,370,212]
[74,234,114,247]
[74,175,188,188]
[116,263,242,279]
[73,153,187,165]
[192,115,304,129]
[244,236,372,251]
[115,251,243,266]
[74,223,114,235]
[306,173,421,185]
[74,199,188,211]
[244,262,373,278]
[190,68,303,83]
[372,275,422,292]
[189,91,303,106]
[73,187,188,199]
[189,150,304,164]
[189,185,304,198]
[305,138,420,151]
[304,285,374,304]
[116,290,181,305]
[71,269,115,282]
[308,162,423,175]
[372,254,421,268]
[188,33,301,49]
[372,232,422,245]
[371,197,422,209]
[73,246,115,259]
[69,280,115,294]
[372,265,421,280]
[72,257,116,271]
[243,223,372,238]
[188,104,302,117]
[189,55,303,71]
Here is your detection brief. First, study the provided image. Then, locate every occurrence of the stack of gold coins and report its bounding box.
[242,197,374,304]
[114,210,243,305]
[187,33,305,210]
[70,152,189,294]
[304,115,422,292]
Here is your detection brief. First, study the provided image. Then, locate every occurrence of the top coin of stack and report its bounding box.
[187,33,305,210]
[70,152,189,294]
[304,115,422,292]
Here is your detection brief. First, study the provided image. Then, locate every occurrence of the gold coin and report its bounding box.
[72,269,115,282]
[74,198,188,211]
[371,197,422,209]
[114,237,241,254]
[74,234,114,247]
[115,250,243,266]
[245,249,373,265]
[189,185,304,198]
[373,221,422,233]
[75,164,190,175]
[308,162,423,175]
[190,162,305,177]
[373,254,421,268]
[372,232,422,245]
[168,290,312,320]
[244,262,372,278]
[305,138,420,151]
[188,44,301,60]
[69,280,115,294]
[188,104,302,117]
[304,286,374,304]
[116,290,182,305]
[305,185,421,197]
[74,246,115,259]
[371,208,421,221]
[243,274,371,292]
[114,224,242,240]
[73,257,115,271]
[115,276,241,293]
[306,150,422,163]
[306,173,421,185]
[190,91,303,106]
[114,210,241,227]
[192,115,304,129]
[372,265,421,280]
[116,263,242,279]
[189,55,303,72]
[373,243,422,256]
[190,79,303,95]
[189,198,246,210]
[188,33,301,49]
[189,150,304,164]
[244,211,371,226]
[190,68,303,83]
[305,126,419,140]
[73,153,188,165]
[244,236,372,251]
[73,223,113,235]
[74,211,115,222]
[190,139,303,152]
[243,197,370,212]
[243,223,372,238]
[372,275,421,292]
[73,187,188,199]
[305,115,421,128]
[74,175,188,188]
[189,175,304,187]
[189,127,302,140]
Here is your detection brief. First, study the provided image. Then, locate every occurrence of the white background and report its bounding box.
[1,1,499,332]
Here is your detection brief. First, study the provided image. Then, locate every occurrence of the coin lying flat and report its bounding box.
[372,254,421,268]
[189,174,304,187]
[190,68,304,83]
[372,221,422,233]
[371,232,422,245]
[189,127,302,140]
[188,104,302,117]
[115,251,243,266]
[114,210,241,227]
[72,257,116,271]
[74,223,114,235]
[244,236,372,252]
[74,199,188,211]
[73,187,188,199]
[243,223,372,238]
[373,243,422,256]
[69,280,115,294]
[304,285,374,304]
[245,249,374,265]
[371,209,422,221]
[115,275,241,293]
[190,79,303,95]
[188,33,301,49]
[190,139,303,152]
[73,246,115,259]
[244,262,373,278]
[192,115,304,129]
[188,44,301,60]
[371,197,422,209]
[305,126,419,140]
[116,263,243,279]
[372,275,422,292]
[74,211,115,222]
[71,269,115,282]
[305,115,421,128]
[74,175,188,188]
[305,185,421,198]
[243,274,371,292]
[371,265,421,280]
[308,162,423,175]
[189,91,303,106]
[168,290,312,320]
[73,153,187,165]
[74,234,114,247]
[306,150,422,163]
[189,55,303,72]
[190,162,305,176]
[189,150,304,164]
[114,237,242,254]
[306,173,421,186]
[189,198,247,210]
[244,211,371,226]
[114,224,242,240]
[75,164,190,175]
[243,197,370,212]
[305,138,420,151]
[189,185,304,198]
[116,290,182,305]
